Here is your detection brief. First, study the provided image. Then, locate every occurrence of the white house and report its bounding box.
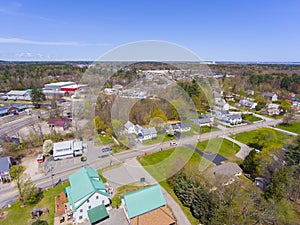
[215,102,230,111]
[239,99,257,109]
[215,111,242,125]
[65,167,110,224]
[262,92,278,102]
[53,140,84,160]
[124,121,135,134]
[138,127,157,141]
[194,118,212,127]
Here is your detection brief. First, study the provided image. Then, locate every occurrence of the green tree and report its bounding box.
[285,137,300,166]
[191,185,219,224]
[255,95,266,111]
[42,139,53,156]
[111,119,122,135]
[151,107,168,122]
[9,165,25,201]
[253,128,277,150]
[280,99,291,114]
[93,116,106,133]
[280,76,293,90]
[21,174,39,204]
[241,149,258,175]
[30,87,46,108]
[265,166,288,201]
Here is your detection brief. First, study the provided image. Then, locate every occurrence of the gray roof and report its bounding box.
[211,162,242,177]
[124,121,134,130]
[179,122,191,129]
[197,118,211,124]
[0,157,13,173]
[142,127,157,136]
[201,113,213,119]
[228,114,242,119]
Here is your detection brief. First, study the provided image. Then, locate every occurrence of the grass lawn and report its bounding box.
[196,138,240,161]
[138,147,212,225]
[276,121,300,134]
[182,123,219,137]
[242,114,262,123]
[233,127,294,149]
[111,182,149,208]
[0,182,70,225]
[99,135,114,145]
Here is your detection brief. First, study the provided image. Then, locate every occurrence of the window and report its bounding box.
[80,209,83,213]
[88,205,91,209]
[96,196,99,199]
[102,200,105,204]
[79,216,83,220]
[87,199,89,203]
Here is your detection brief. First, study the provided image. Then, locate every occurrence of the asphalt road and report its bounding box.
[0,117,286,209]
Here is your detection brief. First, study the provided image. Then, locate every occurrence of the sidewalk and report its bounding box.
[269,127,298,136]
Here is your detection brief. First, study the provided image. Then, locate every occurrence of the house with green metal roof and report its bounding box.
[122,184,176,225]
[65,167,111,224]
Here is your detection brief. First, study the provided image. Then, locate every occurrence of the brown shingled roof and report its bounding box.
[130,205,176,225]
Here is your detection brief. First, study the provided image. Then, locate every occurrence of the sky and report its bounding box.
[0,0,299,61]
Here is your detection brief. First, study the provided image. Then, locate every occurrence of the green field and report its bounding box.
[233,127,294,149]
[276,121,300,134]
[196,138,240,160]
[0,182,70,225]
[242,114,262,123]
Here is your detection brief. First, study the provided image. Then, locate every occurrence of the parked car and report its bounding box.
[102,146,112,152]
[170,141,177,146]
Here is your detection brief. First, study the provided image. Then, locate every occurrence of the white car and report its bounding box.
[170,141,177,146]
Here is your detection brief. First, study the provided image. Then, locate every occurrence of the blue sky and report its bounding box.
[0,0,299,61]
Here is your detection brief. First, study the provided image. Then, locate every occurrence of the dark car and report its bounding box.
[102,146,112,152]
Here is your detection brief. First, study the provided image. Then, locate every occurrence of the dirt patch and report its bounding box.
[21,154,44,179]
[0,211,8,219]
[55,192,67,217]
[19,146,43,159]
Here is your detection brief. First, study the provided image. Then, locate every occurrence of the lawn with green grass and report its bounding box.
[181,123,219,137]
[233,128,294,149]
[111,182,148,208]
[138,147,212,225]
[0,182,69,225]
[242,114,262,123]
[196,138,240,160]
[276,121,300,134]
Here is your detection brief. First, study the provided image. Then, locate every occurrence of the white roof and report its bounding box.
[45,82,76,87]
[53,140,73,157]
[6,90,30,96]
[73,141,83,150]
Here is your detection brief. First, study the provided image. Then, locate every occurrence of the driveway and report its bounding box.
[102,158,157,190]
[184,144,227,165]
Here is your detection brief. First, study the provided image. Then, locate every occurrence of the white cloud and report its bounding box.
[0,37,85,46]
